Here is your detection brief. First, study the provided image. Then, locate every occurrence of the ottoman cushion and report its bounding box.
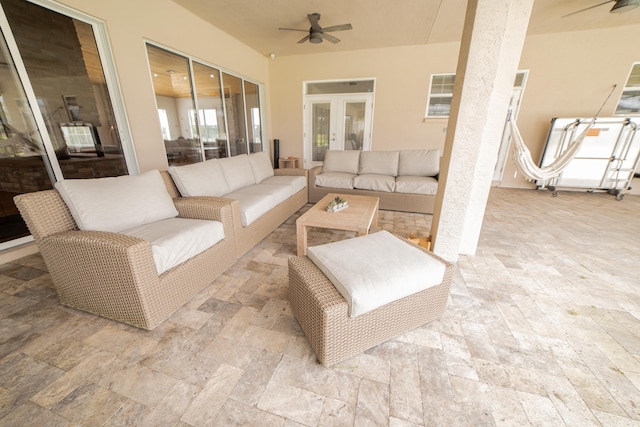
[307,230,445,317]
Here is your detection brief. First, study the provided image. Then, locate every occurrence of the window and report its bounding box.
[146,43,265,164]
[615,63,640,116]
[425,74,455,118]
[425,71,529,119]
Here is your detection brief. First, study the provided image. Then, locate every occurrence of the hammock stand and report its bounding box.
[508,85,616,197]
[509,118,595,196]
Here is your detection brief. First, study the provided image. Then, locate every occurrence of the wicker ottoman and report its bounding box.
[288,238,453,367]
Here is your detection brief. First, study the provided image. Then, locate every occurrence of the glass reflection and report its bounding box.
[193,62,227,158]
[146,44,201,165]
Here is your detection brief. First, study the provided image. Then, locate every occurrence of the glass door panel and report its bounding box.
[311,101,331,163]
[3,0,128,177]
[192,62,227,159]
[344,101,366,151]
[0,29,52,243]
[147,44,201,166]
[221,72,246,156]
[243,81,262,153]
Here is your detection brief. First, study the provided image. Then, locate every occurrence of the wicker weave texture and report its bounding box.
[308,166,436,214]
[15,188,236,330]
[288,246,453,366]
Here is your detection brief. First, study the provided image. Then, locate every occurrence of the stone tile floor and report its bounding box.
[0,187,639,426]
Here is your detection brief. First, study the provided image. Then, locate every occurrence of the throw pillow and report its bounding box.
[322,150,361,174]
[55,169,178,232]
[168,158,230,197]
[248,151,274,183]
[398,149,440,176]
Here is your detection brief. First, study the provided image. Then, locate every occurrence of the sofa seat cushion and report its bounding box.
[122,217,224,275]
[55,170,178,233]
[398,149,440,177]
[358,151,399,177]
[322,150,361,174]
[218,154,256,193]
[315,172,356,189]
[168,159,230,197]
[395,176,439,195]
[353,174,395,192]
[224,186,280,227]
[248,151,275,183]
[307,230,446,317]
[261,175,307,194]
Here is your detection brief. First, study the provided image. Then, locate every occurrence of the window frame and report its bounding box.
[424,73,456,119]
[614,62,640,116]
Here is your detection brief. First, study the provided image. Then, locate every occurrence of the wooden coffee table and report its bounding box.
[296,193,380,256]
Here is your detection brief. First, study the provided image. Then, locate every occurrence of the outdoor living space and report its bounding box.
[0,187,638,426]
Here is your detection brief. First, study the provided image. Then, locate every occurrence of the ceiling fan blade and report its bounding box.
[322,33,341,44]
[562,0,613,17]
[278,27,308,32]
[321,23,353,32]
[308,13,322,30]
[297,34,311,44]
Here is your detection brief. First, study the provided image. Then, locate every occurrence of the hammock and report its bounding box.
[509,118,595,187]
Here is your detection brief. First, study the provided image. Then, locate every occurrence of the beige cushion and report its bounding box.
[307,230,446,317]
[218,154,256,193]
[248,151,274,183]
[395,176,439,195]
[55,170,178,233]
[358,151,399,177]
[224,188,277,227]
[315,172,355,189]
[323,150,361,174]
[261,175,307,194]
[168,159,230,197]
[123,217,224,275]
[354,174,395,192]
[398,149,440,176]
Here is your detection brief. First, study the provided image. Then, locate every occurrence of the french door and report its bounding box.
[304,93,374,169]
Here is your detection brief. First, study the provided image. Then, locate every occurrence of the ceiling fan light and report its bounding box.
[309,34,323,43]
[610,0,640,13]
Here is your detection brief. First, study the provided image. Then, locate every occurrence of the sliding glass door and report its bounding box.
[0,0,134,248]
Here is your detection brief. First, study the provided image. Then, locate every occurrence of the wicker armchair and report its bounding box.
[14,180,236,330]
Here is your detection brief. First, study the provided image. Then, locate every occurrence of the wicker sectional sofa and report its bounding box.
[309,149,440,214]
[165,151,308,258]
[14,171,237,330]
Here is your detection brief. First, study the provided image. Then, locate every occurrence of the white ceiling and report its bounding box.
[170,0,640,57]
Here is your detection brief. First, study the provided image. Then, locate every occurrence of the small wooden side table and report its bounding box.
[278,157,299,168]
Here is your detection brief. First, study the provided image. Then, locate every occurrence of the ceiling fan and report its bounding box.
[563,0,640,17]
[279,13,352,44]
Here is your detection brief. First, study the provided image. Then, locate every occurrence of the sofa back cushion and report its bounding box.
[398,149,440,177]
[358,151,399,177]
[55,169,178,232]
[248,151,274,183]
[218,154,256,193]
[168,159,230,197]
[323,150,361,174]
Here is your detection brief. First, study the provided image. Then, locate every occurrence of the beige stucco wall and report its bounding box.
[269,24,640,187]
[268,42,460,165]
[54,0,271,173]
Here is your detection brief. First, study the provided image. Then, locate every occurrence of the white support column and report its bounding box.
[431,0,534,262]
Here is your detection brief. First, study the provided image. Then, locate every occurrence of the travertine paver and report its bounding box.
[0,188,638,426]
